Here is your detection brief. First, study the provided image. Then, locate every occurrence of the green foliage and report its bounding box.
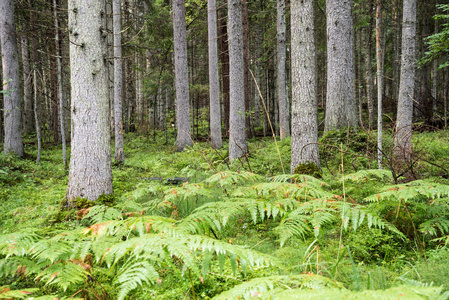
[5,132,449,298]
[421,4,449,69]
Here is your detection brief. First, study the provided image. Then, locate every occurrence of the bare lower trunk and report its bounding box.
[33,69,42,163]
[173,0,192,150]
[376,0,384,168]
[277,0,290,139]
[394,0,416,161]
[228,0,247,160]
[208,0,222,148]
[291,0,320,171]
[21,36,33,134]
[324,0,357,131]
[113,0,124,162]
[67,0,113,201]
[53,0,67,168]
[0,0,23,156]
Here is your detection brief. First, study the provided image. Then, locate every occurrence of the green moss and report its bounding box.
[293,162,322,178]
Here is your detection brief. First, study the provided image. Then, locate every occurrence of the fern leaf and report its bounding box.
[116,259,158,300]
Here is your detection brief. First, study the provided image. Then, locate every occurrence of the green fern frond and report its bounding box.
[212,274,343,300]
[233,181,334,201]
[419,217,449,237]
[0,288,38,299]
[36,260,89,291]
[83,205,123,223]
[342,169,393,183]
[271,174,328,186]
[268,285,445,300]
[0,231,41,257]
[203,171,264,187]
[365,181,449,203]
[115,259,159,300]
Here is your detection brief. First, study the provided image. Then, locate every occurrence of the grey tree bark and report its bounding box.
[394,0,417,161]
[113,0,124,162]
[66,0,113,201]
[324,0,357,131]
[0,0,23,157]
[21,36,33,134]
[376,0,384,168]
[173,0,192,151]
[33,68,41,163]
[53,0,67,168]
[228,0,247,160]
[363,8,374,129]
[291,0,320,172]
[207,0,222,148]
[277,0,290,139]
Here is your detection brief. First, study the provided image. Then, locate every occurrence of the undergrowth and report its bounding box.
[1,131,449,299]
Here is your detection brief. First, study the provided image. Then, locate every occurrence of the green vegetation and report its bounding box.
[1,131,449,299]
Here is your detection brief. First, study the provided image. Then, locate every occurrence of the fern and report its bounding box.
[342,169,393,183]
[212,274,344,300]
[115,259,159,300]
[203,171,264,187]
[365,180,449,203]
[0,287,38,299]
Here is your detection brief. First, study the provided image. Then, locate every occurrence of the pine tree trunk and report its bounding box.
[66,0,113,202]
[376,0,384,168]
[33,68,42,163]
[53,0,67,168]
[228,0,247,160]
[363,3,375,129]
[21,36,34,134]
[208,0,222,148]
[394,0,417,161]
[173,0,192,151]
[277,0,290,139]
[324,0,357,131]
[218,4,230,136]
[113,0,124,162]
[291,0,320,172]
[242,0,251,138]
[0,0,24,157]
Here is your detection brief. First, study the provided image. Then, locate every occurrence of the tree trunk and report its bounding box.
[363,2,375,129]
[242,0,251,138]
[21,36,34,134]
[218,4,230,136]
[113,0,124,162]
[277,0,290,139]
[66,0,113,202]
[376,0,384,168]
[324,0,357,131]
[173,0,192,151]
[291,0,320,172]
[33,68,42,163]
[0,0,24,157]
[53,0,67,168]
[394,0,417,161]
[228,0,247,160]
[208,0,222,148]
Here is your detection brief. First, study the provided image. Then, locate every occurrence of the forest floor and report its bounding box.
[1,129,449,299]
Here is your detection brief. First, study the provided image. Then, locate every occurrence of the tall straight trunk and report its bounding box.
[242,0,251,138]
[208,0,222,148]
[393,0,401,102]
[376,0,384,168]
[253,53,261,128]
[173,0,192,150]
[67,0,113,201]
[0,0,23,157]
[33,69,42,163]
[21,36,33,134]
[277,0,290,139]
[363,2,375,129]
[53,0,67,168]
[106,0,114,133]
[394,0,416,161]
[218,5,230,136]
[228,0,247,160]
[356,27,363,126]
[432,1,438,120]
[324,0,357,131]
[291,0,320,171]
[113,0,124,162]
